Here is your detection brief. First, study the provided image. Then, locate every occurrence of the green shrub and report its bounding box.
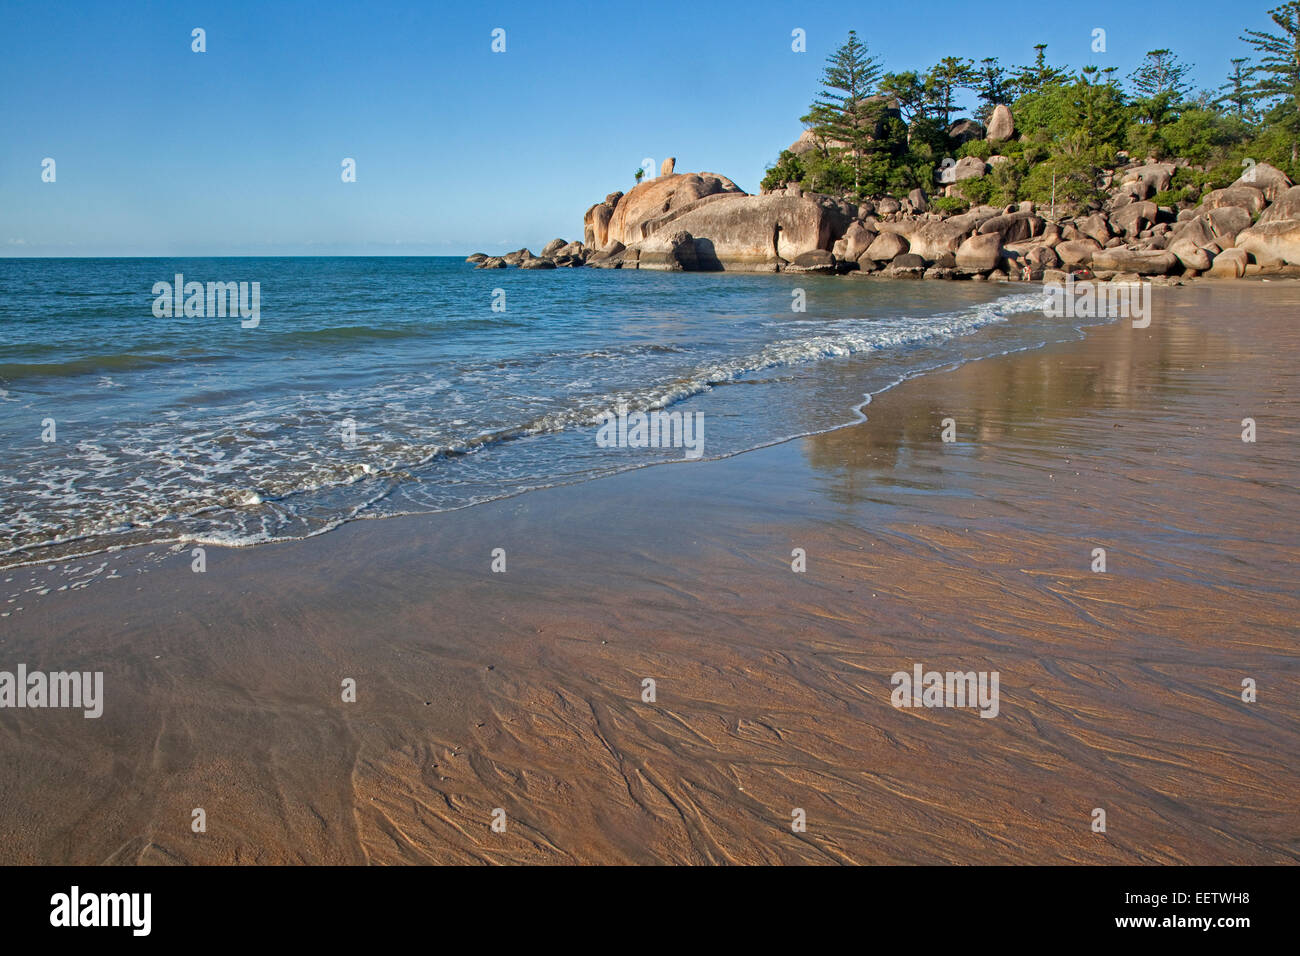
[954,175,994,206]
[1020,152,1107,209]
[929,195,970,214]
[761,149,806,192]
[1020,143,1051,166]
[802,151,855,195]
[1151,187,1192,206]
[996,138,1028,160]
[986,160,1028,206]
[1160,109,1247,166]
[1201,159,1245,190]
[1166,163,1236,200]
[1241,127,1300,181]
[1125,122,1170,161]
[956,139,992,160]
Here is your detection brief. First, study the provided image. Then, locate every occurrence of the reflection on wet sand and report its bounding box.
[805,298,1253,502]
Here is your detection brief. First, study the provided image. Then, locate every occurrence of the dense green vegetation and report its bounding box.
[762,4,1300,208]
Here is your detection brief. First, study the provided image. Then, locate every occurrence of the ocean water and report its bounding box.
[0,256,1072,570]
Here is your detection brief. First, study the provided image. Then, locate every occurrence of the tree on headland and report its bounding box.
[1128,49,1194,100]
[1217,58,1259,118]
[924,57,977,126]
[1241,1,1300,162]
[973,58,1010,122]
[802,30,885,192]
[1076,66,1128,143]
[1127,49,1194,138]
[878,70,927,123]
[1009,44,1069,98]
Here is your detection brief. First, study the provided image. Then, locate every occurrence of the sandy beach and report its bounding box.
[1,280,1296,865]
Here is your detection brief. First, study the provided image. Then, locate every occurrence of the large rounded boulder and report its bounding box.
[605,172,745,247]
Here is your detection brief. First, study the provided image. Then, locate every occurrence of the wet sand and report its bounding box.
[1,280,1297,865]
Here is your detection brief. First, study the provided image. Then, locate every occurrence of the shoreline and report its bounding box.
[1,281,1296,864]
[14,272,1292,580]
[0,279,1053,576]
[3,272,1290,580]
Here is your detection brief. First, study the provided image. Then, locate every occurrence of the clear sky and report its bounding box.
[0,0,1282,257]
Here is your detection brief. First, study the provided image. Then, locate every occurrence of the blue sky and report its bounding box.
[0,0,1281,256]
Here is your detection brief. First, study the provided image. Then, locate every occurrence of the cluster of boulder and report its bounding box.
[468,150,1300,282]
[922,156,1299,282]
[467,237,589,270]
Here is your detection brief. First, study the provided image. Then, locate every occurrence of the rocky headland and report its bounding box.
[469,119,1300,284]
